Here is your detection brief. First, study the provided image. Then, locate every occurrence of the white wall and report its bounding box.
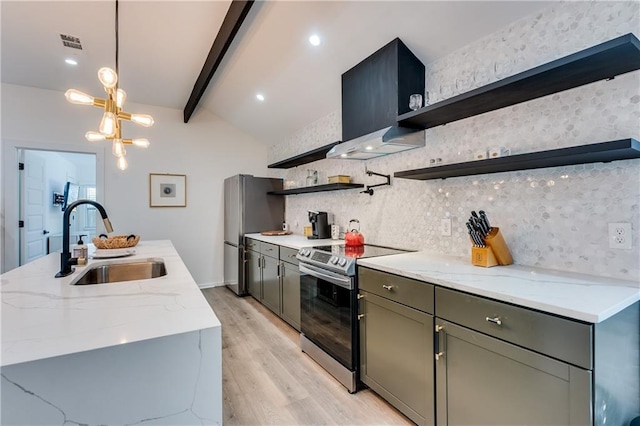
[2,83,269,285]
[32,150,76,236]
[269,1,640,281]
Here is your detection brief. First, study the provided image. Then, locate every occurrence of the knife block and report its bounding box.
[485,227,513,265]
[470,227,513,267]
[471,246,499,267]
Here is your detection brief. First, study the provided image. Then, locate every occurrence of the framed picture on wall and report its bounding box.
[149,173,187,207]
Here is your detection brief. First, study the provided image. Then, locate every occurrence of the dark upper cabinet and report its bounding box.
[341,38,425,142]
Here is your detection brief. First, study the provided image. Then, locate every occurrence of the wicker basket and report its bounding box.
[93,234,140,250]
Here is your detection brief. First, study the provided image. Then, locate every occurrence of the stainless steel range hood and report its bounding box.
[326,126,425,160]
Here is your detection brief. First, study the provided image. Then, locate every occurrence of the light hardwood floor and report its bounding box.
[202,286,413,426]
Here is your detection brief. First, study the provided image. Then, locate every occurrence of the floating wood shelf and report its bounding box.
[397,34,640,130]
[268,183,364,195]
[268,142,341,169]
[394,139,640,181]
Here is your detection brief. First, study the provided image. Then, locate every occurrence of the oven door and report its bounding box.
[299,262,356,370]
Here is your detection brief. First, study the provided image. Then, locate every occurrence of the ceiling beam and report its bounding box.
[183,0,255,123]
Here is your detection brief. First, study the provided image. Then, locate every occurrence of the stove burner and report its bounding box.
[297,244,409,276]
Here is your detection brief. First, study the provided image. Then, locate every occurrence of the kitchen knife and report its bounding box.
[479,210,492,232]
[472,230,485,247]
[466,222,479,246]
[472,211,489,236]
[470,216,487,238]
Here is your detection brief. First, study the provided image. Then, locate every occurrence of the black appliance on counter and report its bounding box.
[223,174,284,296]
[308,211,330,239]
[297,244,408,393]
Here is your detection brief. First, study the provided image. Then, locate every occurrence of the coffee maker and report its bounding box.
[308,211,330,239]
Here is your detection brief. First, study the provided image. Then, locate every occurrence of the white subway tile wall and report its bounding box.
[268,1,640,281]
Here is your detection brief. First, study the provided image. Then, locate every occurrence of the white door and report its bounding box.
[19,150,48,265]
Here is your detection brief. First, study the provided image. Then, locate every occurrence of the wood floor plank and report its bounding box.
[202,286,413,426]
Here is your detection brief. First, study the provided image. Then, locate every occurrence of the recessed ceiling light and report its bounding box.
[65,58,78,66]
[309,34,321,46]
[256,93,265,101]
[365,146,373,150]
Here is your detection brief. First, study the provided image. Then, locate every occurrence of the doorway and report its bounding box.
[17,149,97,266]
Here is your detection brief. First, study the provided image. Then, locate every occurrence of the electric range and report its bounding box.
[296,243,409,393]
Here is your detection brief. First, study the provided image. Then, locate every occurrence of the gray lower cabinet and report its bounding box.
[246,247,261,300]
[261,253,280,315]
[246,239,280,308]
[358,267,435,426]
[435,318,591,425]
[244,238,300,331]
[280,256,300,331]
[358,269,640,426]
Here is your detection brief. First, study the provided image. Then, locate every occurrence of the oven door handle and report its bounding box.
[299,263,353,290]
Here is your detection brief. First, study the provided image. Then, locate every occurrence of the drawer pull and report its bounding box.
[485,316,502,326]
[382,284,394,291]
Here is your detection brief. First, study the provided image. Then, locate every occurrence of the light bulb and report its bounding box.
[112,139,126,157]
[99,112,117,137]
[65,89,94,105]
[116,155,128,171]
[130,114,154,127]
[85,131,106,142]
[309,34,321,46]
[132,138,150,148]
[116,89,127,108]
[98,67,118,89]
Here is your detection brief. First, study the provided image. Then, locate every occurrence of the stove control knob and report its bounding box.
[298,249,305,256]
[330,256,339,264]
[338,258,348,267]
[304,250,311,257]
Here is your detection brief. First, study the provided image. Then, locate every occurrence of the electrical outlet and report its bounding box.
[441,218,452,237]
[608,222,632,250]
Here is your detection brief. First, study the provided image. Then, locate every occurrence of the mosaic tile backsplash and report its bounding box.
[268,1,640,281]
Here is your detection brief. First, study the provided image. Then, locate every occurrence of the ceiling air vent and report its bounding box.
[60,34,82,50]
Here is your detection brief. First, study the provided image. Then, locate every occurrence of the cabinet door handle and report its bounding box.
[435,324,445,361]
[357,294,364,300]
[357,314,365,320]
[485,316,502,326]
[382,284,393,291]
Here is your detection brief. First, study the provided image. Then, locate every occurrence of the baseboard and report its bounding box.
[198,281,224,289]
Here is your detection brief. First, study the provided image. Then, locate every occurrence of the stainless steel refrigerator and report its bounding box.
[224,174,284,295]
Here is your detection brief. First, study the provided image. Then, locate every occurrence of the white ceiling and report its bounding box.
[1,1,554,146]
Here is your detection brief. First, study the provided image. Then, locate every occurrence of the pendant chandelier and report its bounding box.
[64,0,153,171]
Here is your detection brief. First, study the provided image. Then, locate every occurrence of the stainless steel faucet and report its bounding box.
[55,199,114,278]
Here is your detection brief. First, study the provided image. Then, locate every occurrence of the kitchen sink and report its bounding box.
[71,258,167,285]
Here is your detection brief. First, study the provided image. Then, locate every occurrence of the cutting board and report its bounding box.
[260,230,293,236]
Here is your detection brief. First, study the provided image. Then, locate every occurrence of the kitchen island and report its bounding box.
[1,240,222,425]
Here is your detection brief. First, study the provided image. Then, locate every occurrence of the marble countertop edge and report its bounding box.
[357,252,639,324]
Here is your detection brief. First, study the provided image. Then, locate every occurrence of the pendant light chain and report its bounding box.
[115,0,119,79]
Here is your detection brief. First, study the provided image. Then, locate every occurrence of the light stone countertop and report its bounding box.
[357,251,639,324]
[244,233,344,249]
[1,240,220,367]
